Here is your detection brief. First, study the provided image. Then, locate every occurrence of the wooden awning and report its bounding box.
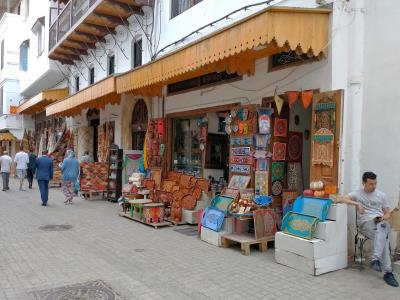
[116,7,330,96]
[0,132,16,141]
[46,76,119,117]
[17,88,69,115]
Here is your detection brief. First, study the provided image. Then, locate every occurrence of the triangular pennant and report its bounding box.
[301,90,314,109]
[286,91,299,108]
[274,92,284,116]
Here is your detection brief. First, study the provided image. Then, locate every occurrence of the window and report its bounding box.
[0,87,3,115]
[1,40,4,70]
[19,40,29,71]
[132,39,142,69]
[171,0,202,18]
[167,71,239,94]
[32,17,45,56]
[37,25,44,56]
[89,67,95,84]
[269,51,316,71]
[108,55,115,75]
[75,76,80,92]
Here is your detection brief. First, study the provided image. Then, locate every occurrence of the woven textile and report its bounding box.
[273,142,287,161]
[271,162,285,181]
[274,118,288,137]
[288,131,302,162]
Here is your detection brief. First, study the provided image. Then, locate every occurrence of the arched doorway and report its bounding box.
[131,99,148,150]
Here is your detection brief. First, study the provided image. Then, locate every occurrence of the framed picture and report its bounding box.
[228,175,251,189]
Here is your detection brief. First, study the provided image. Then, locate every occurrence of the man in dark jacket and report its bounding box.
[35,150,53,206]
[27,148,37,189]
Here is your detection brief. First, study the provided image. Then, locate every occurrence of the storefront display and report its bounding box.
[80,162,108,191]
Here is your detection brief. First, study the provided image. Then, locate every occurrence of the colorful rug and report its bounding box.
[288,131,302,162]
[274,118,288,137]
[273,142,287,161]
[271,161,285,181]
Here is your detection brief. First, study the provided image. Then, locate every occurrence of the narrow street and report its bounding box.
[0,179,397,299]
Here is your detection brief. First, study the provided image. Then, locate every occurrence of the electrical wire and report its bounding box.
[153,0,280,59]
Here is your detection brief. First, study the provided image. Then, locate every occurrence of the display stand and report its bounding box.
[106,145,123,202]
[221,209,275,255]
[119,199,170,229]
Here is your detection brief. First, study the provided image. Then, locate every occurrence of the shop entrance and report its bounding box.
[169,107,231,182]
[87,109,100,162]
[131,99,148,150]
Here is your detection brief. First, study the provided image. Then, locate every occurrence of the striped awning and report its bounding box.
[17,88,69,115]
[116,7,330,96]
[46,76,119,117]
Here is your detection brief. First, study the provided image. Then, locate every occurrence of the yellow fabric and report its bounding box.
[17,88,69,115]
[116,7,330,96]
[46,76,119,117]
[0,132,16,141]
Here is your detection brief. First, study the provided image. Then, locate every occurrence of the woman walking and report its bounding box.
[60,150,80,204]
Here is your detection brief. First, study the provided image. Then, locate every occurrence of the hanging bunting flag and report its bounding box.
[286,91,299,108]
[301,90,314,109]
[274,89,284,116]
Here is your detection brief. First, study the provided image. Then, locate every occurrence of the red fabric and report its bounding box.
[274,118,288,137]
[272,142,287,161]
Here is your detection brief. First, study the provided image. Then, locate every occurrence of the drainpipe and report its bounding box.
[347,0,365,191]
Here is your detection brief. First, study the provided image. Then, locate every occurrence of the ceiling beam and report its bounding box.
[69,31,101,43]
[104,0,132,15]
[59,46,88,56]
[77,23,116,36]
[64,39,97,50]
[90,12,126,26]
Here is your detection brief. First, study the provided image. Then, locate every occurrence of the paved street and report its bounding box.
[0,178,398,300]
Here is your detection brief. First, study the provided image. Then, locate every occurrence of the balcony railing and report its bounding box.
[49,0,95,51]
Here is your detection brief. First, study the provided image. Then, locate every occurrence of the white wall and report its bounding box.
[360,0,400,208]
[19,0,65,98]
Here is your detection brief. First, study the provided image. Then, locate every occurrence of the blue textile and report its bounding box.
[60,157,80,181]
[37,180,49,205]
[35,156,53,181]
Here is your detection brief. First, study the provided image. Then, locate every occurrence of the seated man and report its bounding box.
[338,171,398,287]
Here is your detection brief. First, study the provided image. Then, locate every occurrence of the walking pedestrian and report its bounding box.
[27,148,37,189]
[60,150,80,205]
[0,150,12,191]
[14,145,29,191]
[35,150,53,206]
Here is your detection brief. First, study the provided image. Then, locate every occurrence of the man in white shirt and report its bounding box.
[0,150,12,191]
[14,145,29,191]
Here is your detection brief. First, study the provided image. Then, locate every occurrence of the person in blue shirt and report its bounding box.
[35,150,53,206]
[60,150,80,205]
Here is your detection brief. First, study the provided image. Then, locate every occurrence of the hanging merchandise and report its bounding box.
[271,180,283,196]
[253,150,272,159]
[274,118,288,137]
[230,136,252,146]
[257,108,273,134]
[271,161,285,181]
[287,131,303,162]
[301,90,314,109]
[230,164,251,174]
[254,134,270,149]
[274,90,285,116]
[315,101,336,132]
[286,91,299,108]
[312,128,334,167]
[231,146,251,156]
[272,142,287,161]
[230,156,253,165]
[255,171,269,195]
[256,158,268,171]
[287,162,304,193]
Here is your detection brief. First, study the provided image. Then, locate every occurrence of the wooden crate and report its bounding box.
[49,180,62,188]
[221,233,274,255]
[81,190,106,200]
[119,212,170,229]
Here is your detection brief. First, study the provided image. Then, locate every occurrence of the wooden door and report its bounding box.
[309,90,343,187]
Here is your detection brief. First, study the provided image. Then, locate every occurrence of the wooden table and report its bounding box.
[128,199,152,219]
